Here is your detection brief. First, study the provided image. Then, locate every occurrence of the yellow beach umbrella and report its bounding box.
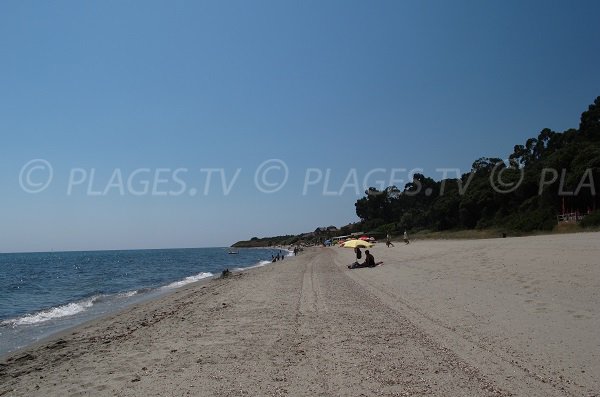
[342,239,373,249]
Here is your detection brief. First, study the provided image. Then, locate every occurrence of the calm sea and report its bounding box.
[0,247,288,356]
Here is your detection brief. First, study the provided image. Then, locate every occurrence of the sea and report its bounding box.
[0,247,288,357]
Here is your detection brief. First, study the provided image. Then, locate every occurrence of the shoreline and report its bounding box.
[0,248,290,358]
[0,251,290,362]
[1,233,598,396]
[0,270,222,363]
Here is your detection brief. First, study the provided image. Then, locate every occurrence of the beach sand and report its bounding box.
[1,233,599,396]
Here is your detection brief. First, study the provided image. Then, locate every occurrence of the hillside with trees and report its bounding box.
[355,97,600,234]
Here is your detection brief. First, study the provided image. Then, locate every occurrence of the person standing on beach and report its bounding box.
[386,233,395,247]
[403,230,410,244]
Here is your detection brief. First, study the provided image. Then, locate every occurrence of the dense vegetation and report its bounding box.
[231,235,300,248]
[355,97,600,234]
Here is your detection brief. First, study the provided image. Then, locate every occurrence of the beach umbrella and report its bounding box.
[343,239,373,248]
[359,236,370,241]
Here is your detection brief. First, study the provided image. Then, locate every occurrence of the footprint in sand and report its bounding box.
[533,302,548,313]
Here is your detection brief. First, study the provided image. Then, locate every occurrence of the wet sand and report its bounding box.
[1,232,599,396]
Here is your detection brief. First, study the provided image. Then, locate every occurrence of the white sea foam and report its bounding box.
[233,260,272,272]
[118,290,139,298]
[4,297,99,326]
[162,272,214,289]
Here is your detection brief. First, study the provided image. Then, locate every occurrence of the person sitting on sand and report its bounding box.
[348,250,383,269]
[352,247,362,266]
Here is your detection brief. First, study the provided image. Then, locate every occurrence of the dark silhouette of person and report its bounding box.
[354,247,362,265]
[348,250,383,269]
[386,233,395,247]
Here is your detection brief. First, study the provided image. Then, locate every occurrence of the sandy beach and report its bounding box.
[1,233,599,396]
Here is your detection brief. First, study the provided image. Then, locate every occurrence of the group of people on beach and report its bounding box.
[347,247,384,269]
[348,230,410,269]
[385,231,409,247]
[270,247,302,263]
[271,251,286,262]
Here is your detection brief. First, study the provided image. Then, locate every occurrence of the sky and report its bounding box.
[1,0,599,252]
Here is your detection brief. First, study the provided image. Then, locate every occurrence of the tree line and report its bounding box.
[355,97,600,233]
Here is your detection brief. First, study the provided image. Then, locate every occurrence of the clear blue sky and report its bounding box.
[1,1,599,252]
